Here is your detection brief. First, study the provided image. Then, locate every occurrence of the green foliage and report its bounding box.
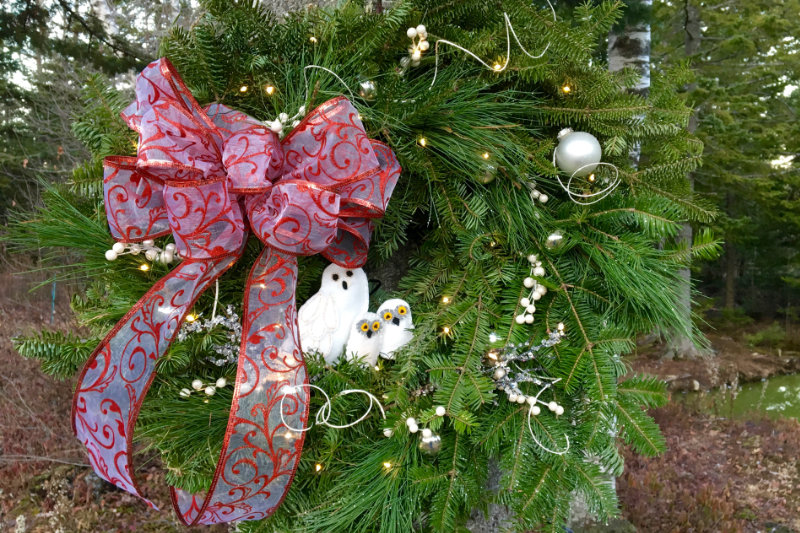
[5,0,714,531]
[654,0,800,317]
[744,322,787,349]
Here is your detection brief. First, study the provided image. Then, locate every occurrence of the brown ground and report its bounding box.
[619,402,800,532]
[0,276,204,532]
[630,333,800,392]
[0,277,798,531]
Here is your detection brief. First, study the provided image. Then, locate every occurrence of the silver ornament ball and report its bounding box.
[545,230,565,251]
[419,433,442,455]
[554,128,602,178]
[479,162,498,184]
[358,79,378,101]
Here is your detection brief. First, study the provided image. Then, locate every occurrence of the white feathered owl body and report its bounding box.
[344,312,384,367]
[377,298,414,359]
[298,264,369,364]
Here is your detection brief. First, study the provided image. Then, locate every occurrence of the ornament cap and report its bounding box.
[557,127,574,140]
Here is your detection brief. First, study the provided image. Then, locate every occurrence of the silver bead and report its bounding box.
[419,433,442,455]
[554,128,602,177]
[546,230,565,251]
[358,79,378,101]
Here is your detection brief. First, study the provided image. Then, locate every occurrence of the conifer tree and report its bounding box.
[6,0,719,530]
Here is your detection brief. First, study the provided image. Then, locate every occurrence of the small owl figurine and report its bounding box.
[377,298,414,360]
[344,312,384,367]
[298,264,369,364]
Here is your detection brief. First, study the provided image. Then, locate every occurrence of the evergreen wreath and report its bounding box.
[7,0,718,530]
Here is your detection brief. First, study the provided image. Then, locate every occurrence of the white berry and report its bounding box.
[527,254,537,263]
[516,395,526,404]
[112,242,125,254]
[526,396,536,405]
[406,417,417,427]
[419,40,430,51]
[162,250,174,264]
[416,24,426,35]
[526,305,536,314]
[435,406,446,417]
[215,377,227,388]
[493,368,506,380]
[531,189,541,200]
[520,297,531,307]
[269,120,283,133]
[524,314,534,324]
[531,405,541,416]
[548,401,558,412]
[204,386,216,396]
[508,393,519,403]
[422,428,432,438]
[165,243,176,252]
[539,194,549,203]
[555,405,565,416]
[145,249,158,261]
[279,112,289,122]
[130,244,141,255]
[406,27,417,38]
[533,266,546,277]
[142,239,155,247]
[191,379,203,391]
[523,277,535,288]
[105,250,118,261]
[408,423,419,433]
[179,388,191,398]
[383,428,393,438]
[515,314,526,325]
[532,292,542,301]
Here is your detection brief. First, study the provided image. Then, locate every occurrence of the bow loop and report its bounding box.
[122,59,225,183]
[164,177,245,260]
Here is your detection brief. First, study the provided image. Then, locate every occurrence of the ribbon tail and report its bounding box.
[71,255,241,508]
[172,247,309,525]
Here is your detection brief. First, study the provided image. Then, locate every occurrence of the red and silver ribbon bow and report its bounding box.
[72,58,400,525]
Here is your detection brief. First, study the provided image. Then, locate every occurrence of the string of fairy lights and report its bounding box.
[100,5,631,472]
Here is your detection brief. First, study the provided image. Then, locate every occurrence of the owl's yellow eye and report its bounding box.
[383,311,393,321]
[360,322,369,332]
[371,321,381,331]
[397,306,407,315]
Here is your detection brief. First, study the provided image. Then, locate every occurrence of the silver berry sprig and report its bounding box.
[176,305,242,366]
[104,239,179,265]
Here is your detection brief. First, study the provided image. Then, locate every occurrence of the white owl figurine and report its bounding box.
[377,298,414,360]
[344,312,384,367]
[298,264,369,364]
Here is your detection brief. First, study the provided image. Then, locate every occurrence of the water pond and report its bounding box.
[682,373,800,420]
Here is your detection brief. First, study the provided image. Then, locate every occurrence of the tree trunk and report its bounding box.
[663,0,701,359]
[724,240,737,310]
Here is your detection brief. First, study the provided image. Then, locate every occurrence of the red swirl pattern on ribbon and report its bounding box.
[72,57,400,526]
